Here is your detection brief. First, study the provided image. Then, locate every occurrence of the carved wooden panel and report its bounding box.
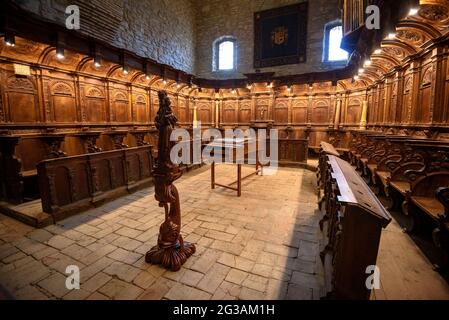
[223,100,237,124]
[37,146,153,220]
[50,81,77,123]
[134,93,148,123]
[390,80,398,121]
[309,131,328,148]
[6,75,39,122]
[274,99,288,124]
[71,163,90,201]
[371,88,379,123]
[238,100,251,124]
[312,99,329,124]
[197,101,212,124]
[255,98,269,121]
[177,97,187,123]
[126,153,140,183]
[292,99,308,124]
[85,86,106,122]
[278,139,308,163]
[379,86,386,123]
[16,138,47,172]
[151,92,159,122]
[347,97,362,124]
[53,166,72,206]
[111,90,129,122]
[418,65,432,123]
[402,73,413,122]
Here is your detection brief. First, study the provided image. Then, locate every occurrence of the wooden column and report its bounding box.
[287,94,293,125]
[214,97,220,128]
[193,102,198,128]
[430,46,446,124]
[360,100,368,130]
[383,78,392,125]
[334,96,342,129]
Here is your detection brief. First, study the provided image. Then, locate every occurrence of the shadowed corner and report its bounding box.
[0,284,15,300]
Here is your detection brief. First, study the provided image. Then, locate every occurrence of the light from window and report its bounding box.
[328,26,348,61]
[218,41,234,70]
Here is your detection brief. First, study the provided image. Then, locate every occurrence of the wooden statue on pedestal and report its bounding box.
[145,90,195,271]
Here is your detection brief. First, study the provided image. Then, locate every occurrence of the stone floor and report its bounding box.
[0,165,448,300]
[373,217,449,299]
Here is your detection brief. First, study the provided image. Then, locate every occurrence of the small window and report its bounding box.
[323,21,348,63]
[328,26,348,61]
[218,41,234,70]
[213,37,236,72]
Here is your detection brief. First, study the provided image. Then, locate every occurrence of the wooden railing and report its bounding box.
[37,145,153,221]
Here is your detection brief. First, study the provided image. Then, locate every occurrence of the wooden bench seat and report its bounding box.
[367,163,377,173]
[411,196,444,221]
[389,180,410,195]
[376,171,390,184]
[21,169,37,178]
[319,142,340,157]
[409,179,449,269]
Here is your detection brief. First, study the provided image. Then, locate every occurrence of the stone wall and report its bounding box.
[194,0,344,79]
[12,0,197,74]
[12,0,344,79]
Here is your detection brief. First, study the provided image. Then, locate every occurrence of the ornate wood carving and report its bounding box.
[38,134,67,158]
[131,131,150,147]
[75,132,102,153]
[106,131,129,149]
[37,145,153,221]
[437,187,449,220]
[145,90,195,271]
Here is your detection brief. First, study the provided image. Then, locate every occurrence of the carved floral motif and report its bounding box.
[419,5,449,21]
[51,82,74,95]
[396,30,423,44]
[7,77,34,91]
[86,87,105,98]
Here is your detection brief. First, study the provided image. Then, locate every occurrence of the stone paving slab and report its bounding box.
[1,165,446,300]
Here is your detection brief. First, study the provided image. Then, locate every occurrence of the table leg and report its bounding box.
[237,164,241,197]
[256,138,260,171]
[211,161,215,189]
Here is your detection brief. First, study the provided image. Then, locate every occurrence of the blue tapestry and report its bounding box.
[254,2,308,68]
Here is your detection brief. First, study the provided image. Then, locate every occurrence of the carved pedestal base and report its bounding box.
[145,236,195,271]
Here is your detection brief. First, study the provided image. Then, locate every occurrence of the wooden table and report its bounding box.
[204,137,262,197]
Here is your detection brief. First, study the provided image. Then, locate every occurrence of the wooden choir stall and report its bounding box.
[318,142,392,299]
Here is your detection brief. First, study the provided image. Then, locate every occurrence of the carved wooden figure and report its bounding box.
[145,91,195,271]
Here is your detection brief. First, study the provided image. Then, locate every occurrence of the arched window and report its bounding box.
[323,21,348,63]
[213,37,236,71]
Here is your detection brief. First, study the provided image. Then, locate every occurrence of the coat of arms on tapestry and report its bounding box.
[254,2,308,68]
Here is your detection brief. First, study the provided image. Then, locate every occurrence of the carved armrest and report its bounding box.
[391,162,425,182]
[370,150,387,162]
[436,187,449,221]
[404,166,427,182]
[385,156,403,171]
